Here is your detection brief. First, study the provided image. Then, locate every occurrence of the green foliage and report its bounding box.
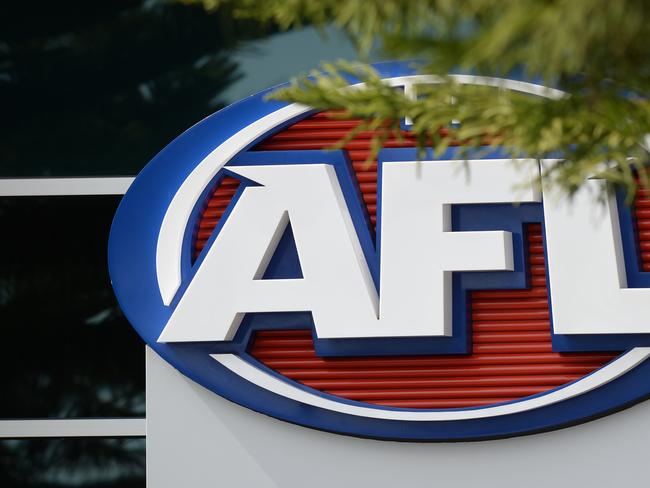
[194,0,650,198]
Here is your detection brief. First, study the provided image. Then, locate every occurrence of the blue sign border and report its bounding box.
[109,61,650,441]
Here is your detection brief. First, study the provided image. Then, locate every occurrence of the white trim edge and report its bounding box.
[0,418,146,438]
[0,177,135,196]
[212,348,650,421]
[155,104,311,305]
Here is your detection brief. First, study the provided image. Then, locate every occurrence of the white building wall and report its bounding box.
[146,347,650,488]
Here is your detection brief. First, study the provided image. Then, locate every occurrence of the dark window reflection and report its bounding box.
[0,196,144,418]
[0,438,145,487]
[0,2,359,177]
[0,1,278,177]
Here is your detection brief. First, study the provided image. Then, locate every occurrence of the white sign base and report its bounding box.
[146,347,650,488]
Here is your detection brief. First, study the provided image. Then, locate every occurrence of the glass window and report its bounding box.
[0,2,368,483]
[0,196,145,418]
[0,437,145,487]
[1,2,358,177]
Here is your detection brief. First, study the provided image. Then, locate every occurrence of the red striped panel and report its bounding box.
[637,188,650,271]
[249,224,618,409]
[194,176,240,260]
[190,110,650,409]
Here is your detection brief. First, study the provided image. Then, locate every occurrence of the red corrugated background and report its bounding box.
[639,188,650,271]
[192,110,650,409]
[194,176,240,260]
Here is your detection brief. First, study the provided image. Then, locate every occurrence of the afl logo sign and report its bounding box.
[109,62,650,441]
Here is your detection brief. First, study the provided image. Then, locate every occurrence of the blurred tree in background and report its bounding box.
[0,0,275,176]
[196,0,650,198]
